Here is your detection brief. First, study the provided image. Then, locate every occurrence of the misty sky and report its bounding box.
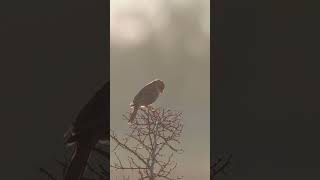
[110,0,210,179]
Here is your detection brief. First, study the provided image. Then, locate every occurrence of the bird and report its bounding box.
[63,81,109,180]
[129,79,165,123]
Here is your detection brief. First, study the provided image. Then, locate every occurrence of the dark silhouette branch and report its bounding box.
[40,144,109,180]
[211,154,232,178]
[39,168,57,180]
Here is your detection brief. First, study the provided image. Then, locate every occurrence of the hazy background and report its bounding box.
[214,0,320,179]
[110,0,210,179]
[0,0,107,179]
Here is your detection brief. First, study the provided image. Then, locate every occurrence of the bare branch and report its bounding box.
[111,107,183,180]
[211,154,232,177]
[39,168,57,180]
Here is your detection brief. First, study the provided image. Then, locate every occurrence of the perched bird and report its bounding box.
[129,79,165,123]
[63,81,109,180]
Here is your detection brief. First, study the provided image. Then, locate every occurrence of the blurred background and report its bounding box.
[110,0,210,179]
[0,0,107,179]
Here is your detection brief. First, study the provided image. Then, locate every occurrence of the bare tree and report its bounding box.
[110,107,183,180]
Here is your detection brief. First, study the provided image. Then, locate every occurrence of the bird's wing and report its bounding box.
[65,81,109,145]
[64,81,109,180]
[133,84,157,105]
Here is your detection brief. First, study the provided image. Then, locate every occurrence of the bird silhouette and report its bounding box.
[63,81,109,180]
[129,79,165,123]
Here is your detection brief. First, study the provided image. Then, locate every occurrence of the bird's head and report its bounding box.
[153,79,165,93]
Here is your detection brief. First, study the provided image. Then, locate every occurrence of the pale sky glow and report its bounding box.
[111,0,169,46]
[110,0,209,46]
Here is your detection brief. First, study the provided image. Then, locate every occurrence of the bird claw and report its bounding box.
[146,105,155,112]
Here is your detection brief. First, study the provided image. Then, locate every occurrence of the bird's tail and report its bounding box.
[64,143,92,180]
[129,106,138,123]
